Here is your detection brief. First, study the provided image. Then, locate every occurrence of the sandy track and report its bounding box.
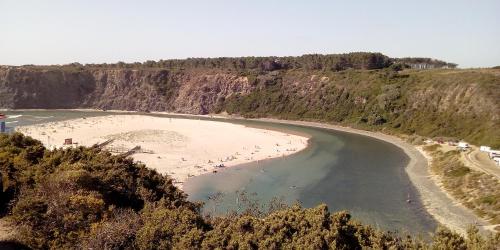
[464,148,500,179]
[0,218,14,241]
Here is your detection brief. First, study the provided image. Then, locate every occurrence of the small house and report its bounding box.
[457,142,469,149]
[64,138,73,145]
[480,146,491,152]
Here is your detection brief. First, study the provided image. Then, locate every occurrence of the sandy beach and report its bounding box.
[16,115,308,187]
[250,118,491,235]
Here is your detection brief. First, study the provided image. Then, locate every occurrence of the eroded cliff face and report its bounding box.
[0,66,498,146]
[0,68,95,109]
[0,67,253,114]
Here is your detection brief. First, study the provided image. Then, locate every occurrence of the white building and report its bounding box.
[494,157,500,166]
[489,150,500,159]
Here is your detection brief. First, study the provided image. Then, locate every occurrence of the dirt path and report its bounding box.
[464,148,500,179]
[0,218,15,241]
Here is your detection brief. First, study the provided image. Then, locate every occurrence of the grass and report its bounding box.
[480,196,497,206]
[447,166,471,177]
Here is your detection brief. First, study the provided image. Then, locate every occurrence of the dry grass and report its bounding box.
[424,145,500,227]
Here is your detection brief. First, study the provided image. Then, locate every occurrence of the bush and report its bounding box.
[136,204,208,249]
[1,133,499,249]
[80,209,142,249]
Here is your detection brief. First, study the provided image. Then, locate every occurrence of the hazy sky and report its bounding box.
[1,0,499,68]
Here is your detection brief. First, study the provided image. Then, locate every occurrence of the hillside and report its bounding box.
[0,53,498,147]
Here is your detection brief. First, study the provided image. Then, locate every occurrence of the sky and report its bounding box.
[1,0,499,68]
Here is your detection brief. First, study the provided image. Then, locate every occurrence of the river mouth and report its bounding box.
[3,110,437,235]
[183,120,437,235]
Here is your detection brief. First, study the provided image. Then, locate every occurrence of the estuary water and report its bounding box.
[2,110,436,235]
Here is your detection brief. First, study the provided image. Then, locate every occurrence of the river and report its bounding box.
[2,110,437,235]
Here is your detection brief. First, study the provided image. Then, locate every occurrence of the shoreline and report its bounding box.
[5,109,489,234]
[244,118,491,235]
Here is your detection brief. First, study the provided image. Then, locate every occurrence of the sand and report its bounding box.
[16,115,308,187]
[414,146,494,235]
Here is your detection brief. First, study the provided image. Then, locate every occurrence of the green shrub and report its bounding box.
[1,133,499,249]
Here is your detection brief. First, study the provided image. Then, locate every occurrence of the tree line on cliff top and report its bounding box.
[1,133,499,249]
[21,52,455,72]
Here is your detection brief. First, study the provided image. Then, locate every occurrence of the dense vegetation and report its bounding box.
[394,58,458,68]
[1,133,499,249]
[424,144,500,226]
[219,68,500,148]
[20,52,394,72]
[11,53,459,73]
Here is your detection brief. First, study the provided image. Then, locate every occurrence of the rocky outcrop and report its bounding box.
[0,67,253,114]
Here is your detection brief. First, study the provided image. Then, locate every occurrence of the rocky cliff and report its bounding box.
[0,63,498,147]
[0,67,252,113]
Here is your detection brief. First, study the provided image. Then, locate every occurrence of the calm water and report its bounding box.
[2,110,437,235]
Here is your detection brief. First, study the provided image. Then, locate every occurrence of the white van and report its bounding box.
[458,142,469,149]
